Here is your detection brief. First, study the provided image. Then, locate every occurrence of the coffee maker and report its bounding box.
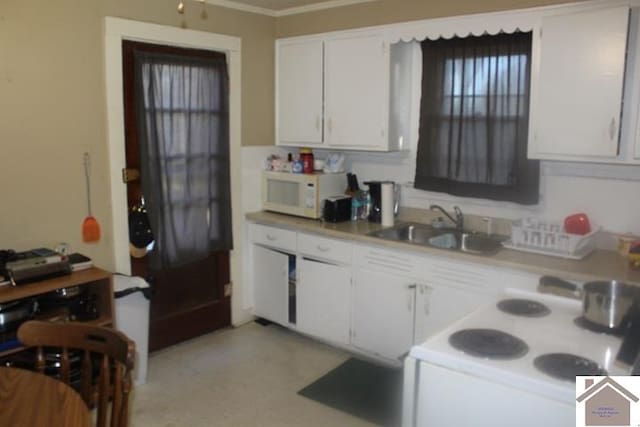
[364,181,397,223]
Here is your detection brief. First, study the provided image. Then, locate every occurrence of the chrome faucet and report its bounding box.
[429,204,464,231]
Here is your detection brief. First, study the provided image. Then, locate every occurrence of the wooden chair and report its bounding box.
[17,320,136,427]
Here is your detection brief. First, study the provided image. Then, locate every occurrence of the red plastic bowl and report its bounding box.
[564,213,591,235]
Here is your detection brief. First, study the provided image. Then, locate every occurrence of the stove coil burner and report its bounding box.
[497,299,551,317]
[448,328,529,360]
[534,353,607,382]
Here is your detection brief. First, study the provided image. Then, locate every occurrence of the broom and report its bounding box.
[82,152,101,242]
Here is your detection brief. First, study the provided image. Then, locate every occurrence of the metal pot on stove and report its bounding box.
[539,276,640,331]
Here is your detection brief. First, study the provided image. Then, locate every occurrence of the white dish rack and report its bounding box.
[502,218,599,260]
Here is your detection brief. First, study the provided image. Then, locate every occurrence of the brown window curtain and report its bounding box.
[134,48,232,269]
[414,31,540,205]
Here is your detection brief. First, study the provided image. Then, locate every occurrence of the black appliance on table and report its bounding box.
[364,181,394,223]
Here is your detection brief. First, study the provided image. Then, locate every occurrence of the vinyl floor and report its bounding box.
[130,322,378,427]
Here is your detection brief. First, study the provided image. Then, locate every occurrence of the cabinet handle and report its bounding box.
[423,284,432,315]
[316,245,330,252]
[609,117,617,141]
[266,234,276,241]
[407,284,416,310]
[327,117,333,133]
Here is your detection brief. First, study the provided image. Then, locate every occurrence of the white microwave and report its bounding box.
[262,171,347,219]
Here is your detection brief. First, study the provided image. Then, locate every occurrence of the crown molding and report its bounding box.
[204,0,277,16]
[203,0,377,17]
[275,0,377,16]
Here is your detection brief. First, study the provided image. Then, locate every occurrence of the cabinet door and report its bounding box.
[297,258,351,345]
[276,39,324,146]
[324,34,389,150]
[413,259,503,343]
[352,268,415,361]
[414,283,493,344]
[529,6,629,159]
[253,245,289,326]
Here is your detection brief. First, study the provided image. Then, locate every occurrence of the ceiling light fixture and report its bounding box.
[177,0,206,14]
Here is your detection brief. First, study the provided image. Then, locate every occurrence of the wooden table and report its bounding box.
[0,367,91,426]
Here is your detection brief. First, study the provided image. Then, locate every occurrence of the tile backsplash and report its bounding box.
[242,146,640,241]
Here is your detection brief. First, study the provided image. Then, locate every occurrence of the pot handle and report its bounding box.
[617,300,640,369]
[538,276,582,300]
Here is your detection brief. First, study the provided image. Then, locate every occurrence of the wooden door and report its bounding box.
[122,40,231,352]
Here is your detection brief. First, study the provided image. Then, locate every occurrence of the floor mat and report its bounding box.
[298,358,403,426]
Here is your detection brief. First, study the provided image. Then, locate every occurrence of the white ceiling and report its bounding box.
[204,0,378,16]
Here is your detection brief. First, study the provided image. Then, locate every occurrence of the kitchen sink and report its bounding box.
[428,231,504,255]
[368,223,504,255]
[368,223,448,245]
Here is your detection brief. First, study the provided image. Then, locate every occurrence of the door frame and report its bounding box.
[104,18,247,324]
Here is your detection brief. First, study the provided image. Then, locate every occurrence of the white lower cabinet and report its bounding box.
[250,222,539,364]
[413,259,500,343]
[252,245,291,326]
[352,268,416,361]
[297,257,351,346]
[414,283,493,344]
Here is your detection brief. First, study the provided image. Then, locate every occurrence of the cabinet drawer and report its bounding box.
[297,233,352,264]
[251,224,296,252]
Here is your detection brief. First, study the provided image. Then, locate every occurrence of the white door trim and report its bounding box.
[103,17,244,321]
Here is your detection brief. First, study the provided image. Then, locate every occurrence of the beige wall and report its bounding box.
[0,0,588,270]
[0,0,274,268]
[276,0,586,37]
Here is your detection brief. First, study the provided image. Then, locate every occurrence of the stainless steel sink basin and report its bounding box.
[368,223,447,245]
[428,231,504,255]
[368,223,504,255]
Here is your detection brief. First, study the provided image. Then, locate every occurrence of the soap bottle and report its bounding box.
[361,190,371,220]
[351,191,362,221]
[292,155,303,174]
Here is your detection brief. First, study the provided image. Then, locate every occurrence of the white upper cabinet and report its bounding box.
[275,33,406,151]
[635,23,640,161]
[528,6,630,160]
[276,39,324,146]
[324,34,389,150]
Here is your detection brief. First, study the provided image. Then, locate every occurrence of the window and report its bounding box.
[126,41,233,268]
[414,31,540,205]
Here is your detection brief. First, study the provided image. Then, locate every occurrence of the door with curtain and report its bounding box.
[122,41,231,352]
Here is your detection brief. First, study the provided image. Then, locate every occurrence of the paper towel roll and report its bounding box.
[381,182,395,227]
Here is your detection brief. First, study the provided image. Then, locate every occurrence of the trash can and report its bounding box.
[113,274,150,386]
